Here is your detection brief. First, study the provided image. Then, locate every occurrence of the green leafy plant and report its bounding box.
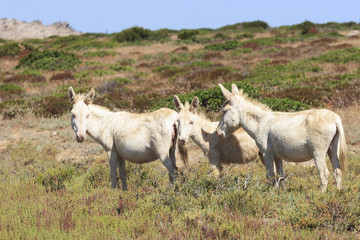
[205,40,243,51]
[113,27,152,43]
[0,42,33,57]
[17,50,81,70]
[37,165,77,192]
[178,30,199,40]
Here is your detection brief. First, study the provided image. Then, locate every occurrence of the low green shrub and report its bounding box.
[242,20,269,30]
[292,21,317,34]
[50,71,74,81]
[33,95,71,118]
[0,83,24,94]
[83,51,117,58]
[234,33,255,40]
[113,27,152,43]
[312,47,360,63]
[4,74,46,83]
[0,42,33,57]
[214,33,230,40]
[178,30,199,40]
[0,99,28,119]
[83,165,109,189]
[37,165,77,192]
[17,50,81,70]
[149,29,171,41]
[205,40,243,51]
[261,97,309,111]
[151,82,260,112]
[187,61,213,68]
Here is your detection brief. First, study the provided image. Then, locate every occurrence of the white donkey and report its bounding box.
[217,84,347,192]
[173,95,263,176]
[68,87,187,190]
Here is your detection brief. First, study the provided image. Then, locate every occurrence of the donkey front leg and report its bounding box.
[209,150,222,177]
[107,148,119,189]
[118,157,127,191]
[158,152,178,184]
[264,152,276,186]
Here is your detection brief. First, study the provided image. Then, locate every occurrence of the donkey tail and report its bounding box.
[337,120,347,175]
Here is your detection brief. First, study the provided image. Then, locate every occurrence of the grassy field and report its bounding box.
[1,20,360,238]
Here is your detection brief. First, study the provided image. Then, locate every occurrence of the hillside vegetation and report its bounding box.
[1,20,360,238]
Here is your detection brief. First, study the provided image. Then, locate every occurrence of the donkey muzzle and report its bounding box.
[179,138,188,145]
[75,133,85,142]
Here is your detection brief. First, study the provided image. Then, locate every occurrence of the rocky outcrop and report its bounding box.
[0,18,82,40]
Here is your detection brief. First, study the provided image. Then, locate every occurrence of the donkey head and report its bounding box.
[217,83,242,140]
[173,95,199,145]
[68,87,95,142]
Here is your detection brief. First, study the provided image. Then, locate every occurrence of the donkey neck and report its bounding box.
[190,114,218,155]
[239,102,269,140]
[86,104,114,146]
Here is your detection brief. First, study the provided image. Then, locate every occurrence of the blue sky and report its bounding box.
[1,0,359,33]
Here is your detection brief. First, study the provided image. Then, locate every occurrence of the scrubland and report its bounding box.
[1,20,360,239]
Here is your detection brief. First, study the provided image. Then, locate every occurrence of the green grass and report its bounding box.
[0,139,359,239]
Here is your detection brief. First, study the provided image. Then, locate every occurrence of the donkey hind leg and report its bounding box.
[327,135,342,190]
[108,148,119,189]
[118,157,127,191]
[313,152,330,192]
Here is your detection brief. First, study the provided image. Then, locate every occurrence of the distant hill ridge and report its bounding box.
[0,18,82,40]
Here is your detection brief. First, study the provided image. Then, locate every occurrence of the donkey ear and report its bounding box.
[68,86,77,104]
[218,83,231,100]
[189,96,199,113]
[84,88,96,105]
[173,95,184,112]
[231,84,239,94]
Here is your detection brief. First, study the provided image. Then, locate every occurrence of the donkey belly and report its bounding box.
[116,142,158,164]
[274,143,312,163]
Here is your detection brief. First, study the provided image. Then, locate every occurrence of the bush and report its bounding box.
[33,95,71,118]
[113,27,152,43]
[293,21,317,35]
[178,30,199,40]
[261,97,309,111]
[242,20,269,30]
[16,50,81,70]
[149,29,170,41]
[0,83,24,95]
[234,33,255,40]
[0,99,28,119]
[37,165,77,192]
[83,51,117,58]
[151,82,260,112]
[83,165,109,188]
[4,74,46,83]
[0,42,33,57]
[50,71,74,81]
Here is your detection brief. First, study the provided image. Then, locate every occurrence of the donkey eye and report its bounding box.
[189,121,194,125]
[86,114,90,118]
[72,113,76,118]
